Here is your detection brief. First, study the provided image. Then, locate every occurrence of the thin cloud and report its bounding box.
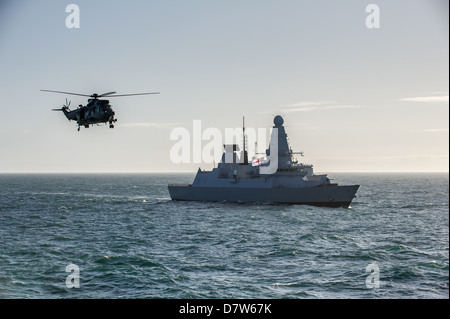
[416,128,449,133]
[283,101,362,113]
[119,122,180,129]
[285,106,317,112]
[288,101,335,107]
[400,95,449,103]
[323,104,361,110]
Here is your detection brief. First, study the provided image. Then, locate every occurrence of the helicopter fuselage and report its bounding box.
[43,89,159,131]
[59,99,116,130]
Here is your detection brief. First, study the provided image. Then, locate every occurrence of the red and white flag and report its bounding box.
[252,158,266,166]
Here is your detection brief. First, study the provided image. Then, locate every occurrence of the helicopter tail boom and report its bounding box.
[52,107,71,120]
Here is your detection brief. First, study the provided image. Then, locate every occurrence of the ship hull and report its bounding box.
[168,184,359,208]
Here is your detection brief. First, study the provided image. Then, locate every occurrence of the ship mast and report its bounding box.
[242,116,248,165]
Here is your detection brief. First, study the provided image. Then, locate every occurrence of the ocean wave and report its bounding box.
[1,173,448,298]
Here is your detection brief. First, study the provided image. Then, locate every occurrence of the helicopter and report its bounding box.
[41,90,159,131]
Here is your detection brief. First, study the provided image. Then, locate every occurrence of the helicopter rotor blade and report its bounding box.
[42,89,160,98]
[98,91,117,97]
[106,92,160,97]
[41,90,91,97]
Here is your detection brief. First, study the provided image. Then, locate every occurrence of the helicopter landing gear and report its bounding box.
[109,118,117,129]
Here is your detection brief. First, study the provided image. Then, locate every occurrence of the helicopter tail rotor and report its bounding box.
[52,98,71,111]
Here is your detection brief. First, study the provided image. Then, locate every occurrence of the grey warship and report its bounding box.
[168,115,359,208]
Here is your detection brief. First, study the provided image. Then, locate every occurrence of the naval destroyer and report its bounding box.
[168,115,359,207]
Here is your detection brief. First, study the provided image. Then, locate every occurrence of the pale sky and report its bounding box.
[0,0,448,173]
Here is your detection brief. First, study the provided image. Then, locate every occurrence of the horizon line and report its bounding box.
[0,171,448,174]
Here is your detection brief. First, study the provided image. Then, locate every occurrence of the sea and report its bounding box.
[0,173,448,299]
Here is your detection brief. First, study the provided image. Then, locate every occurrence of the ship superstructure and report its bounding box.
[168,116,359,207]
